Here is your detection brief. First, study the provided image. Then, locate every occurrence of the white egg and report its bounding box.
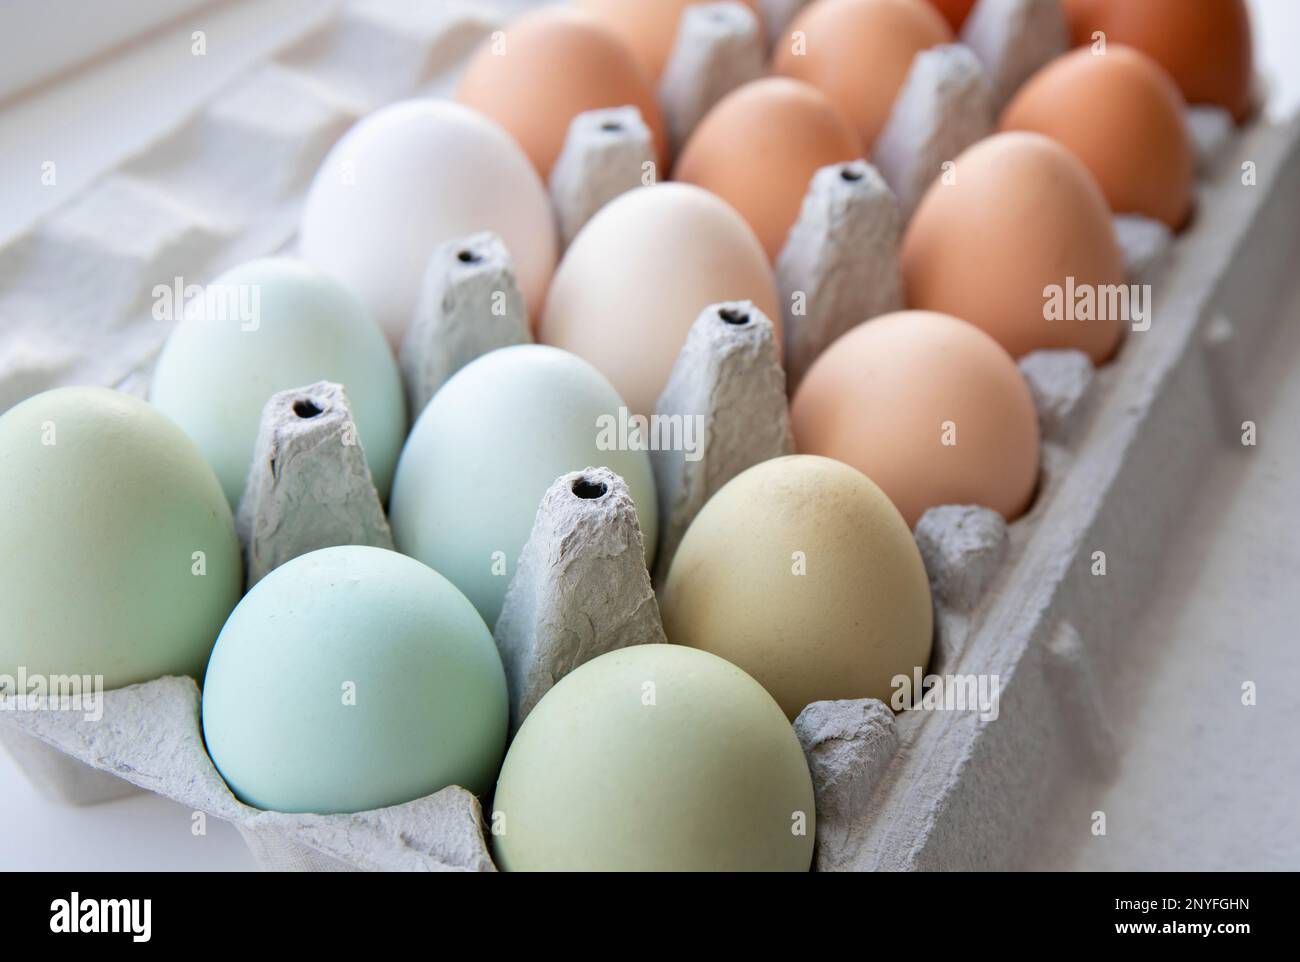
[299,100,558,345]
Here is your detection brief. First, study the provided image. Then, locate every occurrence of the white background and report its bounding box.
[1,0,1298,871]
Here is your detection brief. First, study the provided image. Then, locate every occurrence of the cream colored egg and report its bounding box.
[538,183,780,417]
[660,455,933,719]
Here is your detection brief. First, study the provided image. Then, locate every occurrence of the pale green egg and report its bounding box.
[149,257,406,509]
[0,387,241,689]
[201,545,508,814]
[492,644,816,871]
[388,344,658,627]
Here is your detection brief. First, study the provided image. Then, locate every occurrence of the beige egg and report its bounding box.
[661,455,933,720]
[901,132,1127,364]
[1001,46,1194,231]
[456,7,667,180]
[791,311,1041,528]
[575,0,766,82]
[538,183,780,417]
[773,0,952,150]
[675,77,863,261]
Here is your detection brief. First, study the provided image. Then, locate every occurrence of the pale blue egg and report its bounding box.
[150,257,406,509]
[388,344,658,627]
[201,546,508,813]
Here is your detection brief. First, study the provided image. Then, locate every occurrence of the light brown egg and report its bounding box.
[574,0,766,82]
[674,78,863,262]
[1001,46,1194,231]
[772,0,952,150]
[927,0,976,32]
[1062,0,1253,123]
[901,132,1127,364]
[539,183,780,417]
[791,311,1041,528]
[661,455,933,720]
[456,7,666,180]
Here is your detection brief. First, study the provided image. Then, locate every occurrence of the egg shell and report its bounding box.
[149,257,406,509]
[675,77,863,261]
[299,99,557,342]
[926,0,976,31]
[661,455,933,719]
[773,0,952,150]
[0,387,241,689]
[574,0,766,82]
[456,8,666,180]
[492,644,815,871]
[792,311,1041,527]
[538,182,780,417]
[901,132,1127,364]
[388,344,658,628]
[1001,46,1195,231]
[202,546,508,813]
[1063,0,1253,123]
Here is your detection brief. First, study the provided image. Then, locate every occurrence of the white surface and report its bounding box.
[1031,286,1300,871]
[3,773,256,871]
[0,0,338,247]
[1251,0,1300,121]
[0,0,1298,872]
[0,0,216,103]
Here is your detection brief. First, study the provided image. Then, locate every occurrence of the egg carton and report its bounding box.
[0,292,791,871]
[2,0,1297,871]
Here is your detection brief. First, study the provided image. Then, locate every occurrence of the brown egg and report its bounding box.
[1062,0,1253,123]
[792,311,1041,528]
[901,132,1127,364]
[1001,46,1194,231]
[674,78,863,261]
[773,0,952,150]
[456,7,667,180]
[575,0,766,82]
[926,0,976,32]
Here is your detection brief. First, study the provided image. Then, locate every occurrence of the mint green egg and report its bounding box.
[0,387,241,689]
[149,257,406,508]
[388,344,658,627]
[492,645,816,871]
[201,546,508,813]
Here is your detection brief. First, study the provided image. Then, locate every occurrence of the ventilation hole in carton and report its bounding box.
[457,249,481,264]
[840,166,864,182]
[600,121,623,133]
[293,399,324,419]
[718,307,750,325]
[572,477,608,500]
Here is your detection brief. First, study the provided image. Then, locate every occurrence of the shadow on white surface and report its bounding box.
[1,753,255,871]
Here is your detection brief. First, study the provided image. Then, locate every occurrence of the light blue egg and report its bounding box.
[149,257,406,508]
[201,546,508,813]
[388,344,658,627]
